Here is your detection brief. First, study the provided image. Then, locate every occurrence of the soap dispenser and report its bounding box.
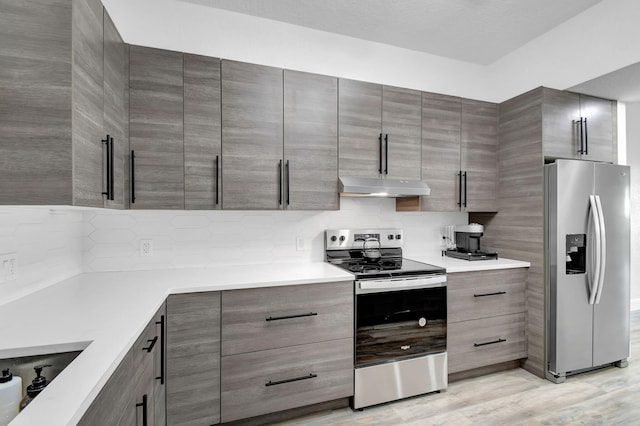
[19,365,51,411]
[0,368,22,426]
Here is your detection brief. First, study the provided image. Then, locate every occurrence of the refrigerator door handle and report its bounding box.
[588,195,602,305]
[594,195,606,304]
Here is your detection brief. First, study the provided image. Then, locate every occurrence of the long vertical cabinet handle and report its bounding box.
[156,315,165,384]
[378,134,383,174]
[594,195,606,304]
[109,137,114,200]
[588,195,602,305]
[576,118,584,154]
[457,171,463,207]
[102,135,111,199]
[384,134,389,175]
[278,160,283,206]
[215,155,219,206]
[286,160,290,205]
[130,150,136,204]
[136,394,148,426]
[583,117,588,156]
[463,171,468,208]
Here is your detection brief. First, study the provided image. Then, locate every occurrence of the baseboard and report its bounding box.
[631,298,640,311]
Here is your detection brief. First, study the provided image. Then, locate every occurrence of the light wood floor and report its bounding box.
[279,311,640,425]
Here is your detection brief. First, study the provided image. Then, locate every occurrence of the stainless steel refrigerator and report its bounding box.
[545,160,630,383]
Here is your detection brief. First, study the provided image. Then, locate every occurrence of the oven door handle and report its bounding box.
[356,275,447,294]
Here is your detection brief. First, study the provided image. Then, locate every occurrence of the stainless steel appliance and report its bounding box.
[545,160,630,383]
[325,229,447,409]
[444,224,498,261]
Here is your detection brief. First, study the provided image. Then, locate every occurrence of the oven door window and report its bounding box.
[355,286,446,367]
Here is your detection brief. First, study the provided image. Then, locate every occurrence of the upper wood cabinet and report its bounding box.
[461,99,498,212]
[418,94,497,212]
[284,70,339,210]
[0,0,127,207]
[420,92,462,212]
[338,79,422,180]
[542,88,616,163]
[221,60,283,210]
[184,54,222,210]
[129,46,184,209]
[222,62,339,210]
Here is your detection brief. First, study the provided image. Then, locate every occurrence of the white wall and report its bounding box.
[82,198,466,272]
[625,102,640,309]
[0,208,83,306]
[103,0,640,103]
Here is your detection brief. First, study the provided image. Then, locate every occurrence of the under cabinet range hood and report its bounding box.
[338,176,430,198]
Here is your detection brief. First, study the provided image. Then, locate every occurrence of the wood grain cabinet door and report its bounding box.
[72,0,105,208]
[542,88,581,160]
[382,86,422,181]
[338,79,383,178]
[167,292,221,426]
[579,95,615,163]
[184,54,222,210]
[284,70,338,210]
[421,92,462,211]
[102,9,127,209]
[129,46,184,209]
[222,60,284,210]
[461,99,498,212]
[0,0,74,205]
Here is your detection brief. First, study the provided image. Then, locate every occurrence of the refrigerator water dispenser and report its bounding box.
[566,234,586,275]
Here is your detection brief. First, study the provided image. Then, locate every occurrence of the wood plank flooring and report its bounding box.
[277,310,640,425]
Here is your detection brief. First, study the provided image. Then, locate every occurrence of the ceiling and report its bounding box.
[570,61,640,103]
[182,0,603,65]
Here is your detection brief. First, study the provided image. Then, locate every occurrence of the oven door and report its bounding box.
[355,279,446,367]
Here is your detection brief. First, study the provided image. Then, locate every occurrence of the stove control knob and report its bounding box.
[339,235,346,242]
[387,234,394,240]
[330,236,337,242]
[395,234,402,240]
[418,317,427,327]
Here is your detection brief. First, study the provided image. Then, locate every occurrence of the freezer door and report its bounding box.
[592,163,630,366]
[547,160,595,375]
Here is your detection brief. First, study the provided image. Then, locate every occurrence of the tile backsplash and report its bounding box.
[84,198,467,272]
[0,207,83,305]
[1,200,466,303]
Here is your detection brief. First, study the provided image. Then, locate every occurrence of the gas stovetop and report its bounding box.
[325,228,445,279]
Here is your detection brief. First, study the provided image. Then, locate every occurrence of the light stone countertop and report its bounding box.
[410,255,531,273]
[0,256,529,425]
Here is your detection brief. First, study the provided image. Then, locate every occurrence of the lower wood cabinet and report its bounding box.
[221,338,353,422]
[166,292,221,426]
[78,303,166,426]
[220,281,354,423]
[447,268,528,374]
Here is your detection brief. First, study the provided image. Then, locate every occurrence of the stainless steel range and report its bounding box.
[325,228,448,409]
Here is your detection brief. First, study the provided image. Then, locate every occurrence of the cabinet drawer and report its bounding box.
[221,281,353,355]
[448,313,526,374]
[221,338,353,422]
[447,268,527,323]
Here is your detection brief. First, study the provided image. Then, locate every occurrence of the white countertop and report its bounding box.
[0,262,353,426]
[1,257,529,425]
[410,255,530,273]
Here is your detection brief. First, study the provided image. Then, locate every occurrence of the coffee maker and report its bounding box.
[445,224,498,261]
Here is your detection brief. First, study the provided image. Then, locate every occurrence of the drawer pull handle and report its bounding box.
[474,338,506,347]
[473,291,507,298]
[266,312,318,322]
[142,336,158,352]
[265,373,317,387]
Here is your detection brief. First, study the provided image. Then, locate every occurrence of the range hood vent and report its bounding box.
[338,176,430,198]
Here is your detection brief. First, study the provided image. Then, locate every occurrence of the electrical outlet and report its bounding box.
[139,239,153,257]
[0,253,17,283]
[296,236,306,251]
